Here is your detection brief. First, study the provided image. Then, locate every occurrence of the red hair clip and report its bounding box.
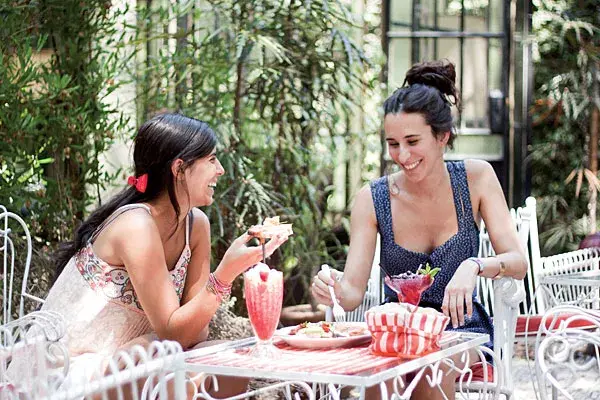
[127,174,148,193]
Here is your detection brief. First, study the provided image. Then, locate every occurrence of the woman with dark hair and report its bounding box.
[39,113,289,395]
[311,60,527,399]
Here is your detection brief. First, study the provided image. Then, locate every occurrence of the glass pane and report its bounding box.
[389,0,413,32]
[465,5,488,32]
[464,0,489,31]
[461,38,489,130]
[489,0,504,32]
[418,0,437,31]
[488,38,502,91]
[436,38,461,123]
[418,38,437,61]
[437,0,460,31]
[488,38,503,134]
[388,39,412,89]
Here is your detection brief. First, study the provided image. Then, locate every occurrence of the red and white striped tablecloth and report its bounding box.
[186,342,403,375]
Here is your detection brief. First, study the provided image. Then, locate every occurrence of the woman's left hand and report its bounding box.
[442,260,479,328]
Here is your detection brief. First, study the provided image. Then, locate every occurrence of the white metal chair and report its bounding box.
[477,197,541,317]
[515,246,600,351]
[343,235,382,323]
[470,199,600,399]
[519,249,600,400]
[533,305,600,400]
[533,248,600,312]
[0,310,69,399]
[459,197,538,399]
[1,205,45,324]
[2,312,187,399]
[49,340,186,400]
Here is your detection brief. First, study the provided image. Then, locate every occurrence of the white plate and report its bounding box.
[276,322,372,349]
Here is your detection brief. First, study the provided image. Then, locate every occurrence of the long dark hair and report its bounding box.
[54,113,217,278]
[383,59,460,148]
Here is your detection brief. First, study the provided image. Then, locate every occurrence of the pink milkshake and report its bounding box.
[244,263,283,357]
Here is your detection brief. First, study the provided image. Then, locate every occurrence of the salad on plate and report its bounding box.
[277,321,371,349]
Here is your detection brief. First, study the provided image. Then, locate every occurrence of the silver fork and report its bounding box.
[321,264,346,323]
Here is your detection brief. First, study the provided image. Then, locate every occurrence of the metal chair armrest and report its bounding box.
[491,277,525,395]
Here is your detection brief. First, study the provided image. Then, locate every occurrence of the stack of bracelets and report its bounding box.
[206,273,232,303]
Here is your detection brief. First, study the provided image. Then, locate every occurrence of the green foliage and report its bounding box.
[0,0,130,245]
[0,0,382,315]
[530,0,600,254]
[0,1,130,311]
[125,0,380,310]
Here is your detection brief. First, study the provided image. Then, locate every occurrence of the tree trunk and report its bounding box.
[589,104,598,233]
[588,61,599,233]
[233,58,244,142]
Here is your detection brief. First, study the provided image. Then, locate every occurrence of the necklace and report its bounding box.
[388,174,401,196]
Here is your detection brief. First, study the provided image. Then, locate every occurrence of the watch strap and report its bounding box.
[467,257,485,275]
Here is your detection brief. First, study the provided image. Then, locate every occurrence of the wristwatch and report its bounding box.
[493,259,507,280]
[467,257,485,275]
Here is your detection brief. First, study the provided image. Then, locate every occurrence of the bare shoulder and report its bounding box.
[464,159,496,180]
[108,207,158,240]
[190,207,210,251]
[191,207,210,234]
[352,183,375,209]
[355,183,373,200]
[191,207,210,228]
[464,159,499,191]
[351,183,377,224]
[98,207,161,259]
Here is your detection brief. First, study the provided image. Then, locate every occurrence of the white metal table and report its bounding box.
[538,270,600,309]
[183,332,494,399]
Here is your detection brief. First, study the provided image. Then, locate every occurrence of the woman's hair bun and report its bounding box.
[403,59,458,106]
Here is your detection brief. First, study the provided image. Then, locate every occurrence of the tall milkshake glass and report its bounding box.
[244,262,283,358]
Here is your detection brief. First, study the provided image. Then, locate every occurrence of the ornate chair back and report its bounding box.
[1,205,45,324]
[0,311,68,399]
[48,340,186,400]
[474,196,538,397]
[534,248,600,312]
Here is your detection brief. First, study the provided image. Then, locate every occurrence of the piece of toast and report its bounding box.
[248,216,293,240]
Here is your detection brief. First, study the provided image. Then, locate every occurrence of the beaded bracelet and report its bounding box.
[206,273,232,303]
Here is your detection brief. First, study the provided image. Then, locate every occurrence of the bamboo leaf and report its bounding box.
[576,168,583,197]
[565,168,577,184]
[256,35,291,64]
[584,169,600,192]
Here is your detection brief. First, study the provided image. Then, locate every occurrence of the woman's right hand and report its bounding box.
[215,232,289,283]
[311,266,344,307]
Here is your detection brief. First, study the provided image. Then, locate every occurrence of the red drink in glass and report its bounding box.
[244,263,283,357]
[384,273,432,305]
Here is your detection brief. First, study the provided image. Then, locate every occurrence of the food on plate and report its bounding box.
[248,216,294,241]
[289,321,334,338]
[288,321,368,338]
[384,262,440,305]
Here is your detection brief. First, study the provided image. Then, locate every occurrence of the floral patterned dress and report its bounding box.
[39,204,191,382]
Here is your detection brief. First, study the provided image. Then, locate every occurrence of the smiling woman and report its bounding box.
[311,60,527,400]
[20,113,292,397]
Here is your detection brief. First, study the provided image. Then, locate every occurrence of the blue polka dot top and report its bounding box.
[370,161,494,348]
